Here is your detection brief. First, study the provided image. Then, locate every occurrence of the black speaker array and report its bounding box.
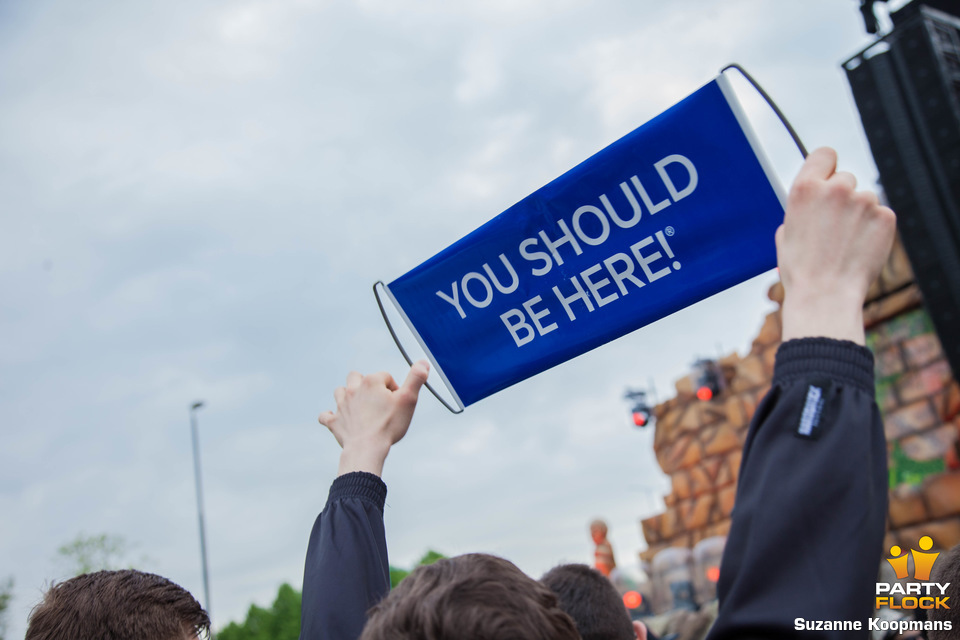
[844,5,960,379]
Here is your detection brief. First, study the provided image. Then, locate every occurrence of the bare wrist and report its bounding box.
[337,439,392,477]
[780,289,865,345]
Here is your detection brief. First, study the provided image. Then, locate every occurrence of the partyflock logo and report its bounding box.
[795,536,951,633]
[876,536,950,610]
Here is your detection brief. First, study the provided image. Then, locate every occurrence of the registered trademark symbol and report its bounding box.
[665,226,675,236]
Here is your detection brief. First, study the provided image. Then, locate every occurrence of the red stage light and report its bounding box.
[706,566,720,582]
[623,591,643,609]
[696,386,713,401]
[632,412,647,427]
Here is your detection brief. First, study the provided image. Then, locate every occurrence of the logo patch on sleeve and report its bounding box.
[796,381,829,439]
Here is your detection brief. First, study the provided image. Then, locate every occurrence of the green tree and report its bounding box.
[388,567,409,588]
[219,550,447,638]
[389,549,446,588]
[0,577,13,640]
[57,533,130,576]
[415,550,445,567]
[218,583,301,640]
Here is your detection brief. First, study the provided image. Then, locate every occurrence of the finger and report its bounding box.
[400,360,430,399]
[389,362,431,443]
[318,410,336,427]
[362,371,398,391]
[346,371,362,390]
[794,147,838,184]
[384,373,399,392]
[333,386,346,406]
[855,190,880,207]
[875,204,897,236]
[829,170,857,191]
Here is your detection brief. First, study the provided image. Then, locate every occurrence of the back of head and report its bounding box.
[928,542,960,640]
[26,569,210,640]
[541,564,635,640]
[360,553,579,640]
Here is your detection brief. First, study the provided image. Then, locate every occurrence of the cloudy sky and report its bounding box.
[1,0,906,635]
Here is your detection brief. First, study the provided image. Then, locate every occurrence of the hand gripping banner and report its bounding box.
[376,65,806,412]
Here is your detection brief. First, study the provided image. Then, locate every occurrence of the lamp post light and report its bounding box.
[189,401,213,626]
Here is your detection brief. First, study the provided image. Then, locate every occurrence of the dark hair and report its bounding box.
[26,569,210,640]
[928,542,960,640]
[360,553,580,640]
[540,563,634,640]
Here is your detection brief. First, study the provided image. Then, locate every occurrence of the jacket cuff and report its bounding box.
[773,337,875,395]
[328,472,387,512]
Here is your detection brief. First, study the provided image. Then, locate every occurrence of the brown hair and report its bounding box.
[26,569,210,640]
[540,564,634,640]
[360,553,579,640]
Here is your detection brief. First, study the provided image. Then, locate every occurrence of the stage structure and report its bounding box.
[636,0,960,617]
[844,1,960,380]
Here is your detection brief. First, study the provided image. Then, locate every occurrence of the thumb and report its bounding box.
[318,411,336,428]
[399,360,430,400]
[793,146,837,184]
[389,361,430,446]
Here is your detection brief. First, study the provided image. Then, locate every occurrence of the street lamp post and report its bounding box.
[189,401,213,627]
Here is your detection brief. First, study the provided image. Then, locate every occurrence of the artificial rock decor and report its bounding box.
[640,235,960,563]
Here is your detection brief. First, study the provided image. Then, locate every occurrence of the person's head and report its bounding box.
[360,553,579,640]
[26,569,209,640]
[540,564,647,640]
[591,520,609,545]
[927,542,960,640]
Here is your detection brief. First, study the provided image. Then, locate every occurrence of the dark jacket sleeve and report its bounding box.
[706,338,887,639]
[299,471,390,640]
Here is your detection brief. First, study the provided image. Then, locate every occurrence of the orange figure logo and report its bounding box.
[886,536,940,581]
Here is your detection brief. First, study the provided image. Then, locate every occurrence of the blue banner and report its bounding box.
[385,75,786,409]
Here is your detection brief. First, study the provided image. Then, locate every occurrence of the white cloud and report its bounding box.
[0,0,890,636]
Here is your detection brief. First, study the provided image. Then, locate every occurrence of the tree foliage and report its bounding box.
[218,583,301,640]
[416,550,445,567]
[57,533,130,576]
[218,550,446,638]
[0,577,13,640]
[389,549,446,588]
[388,567,409,588]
